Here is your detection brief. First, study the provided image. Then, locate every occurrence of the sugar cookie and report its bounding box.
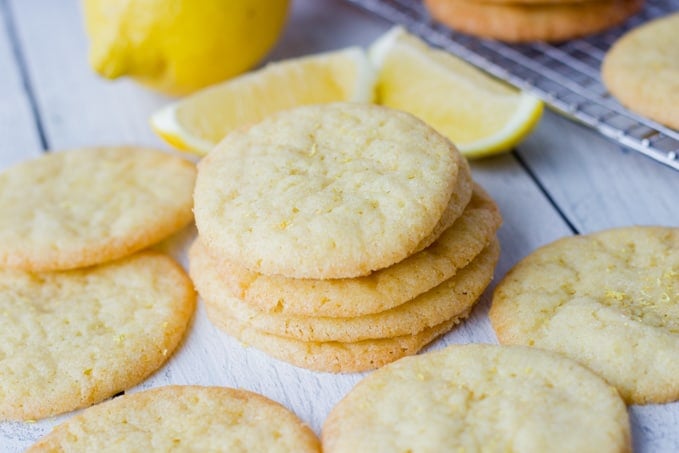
[323,344,630,452]
[29,385,320,452]
[0,252,195,420]
[602,12,679,129]
[423,0,643,43]
[490,226,679,404]
[0,147,196,271]
[194,102,463,279]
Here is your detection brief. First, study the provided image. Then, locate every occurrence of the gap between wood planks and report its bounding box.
[1,0,48,151]
[513,150,580,235]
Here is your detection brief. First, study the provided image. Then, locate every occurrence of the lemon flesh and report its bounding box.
[83,0,290,96]
[151,47,376,155]
[370,27,543,158]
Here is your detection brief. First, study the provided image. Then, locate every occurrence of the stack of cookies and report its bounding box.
[423,0,644,43]
[0,146,197,420]
[191,102,502,373]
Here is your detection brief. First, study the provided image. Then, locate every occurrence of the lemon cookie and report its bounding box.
[204,298,462,373]
[193,185,501,318]
[490,226,679,404]
[0,252,195,420]
[323,344,630,452]
[602,13,679,130]
[423,0,643,43]
[193,239,498,342]
[194,102,463,279]
[29,385,320,452]
[0,147,196,271]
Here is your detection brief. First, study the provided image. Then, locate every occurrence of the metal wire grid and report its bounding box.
[344,0,679,171]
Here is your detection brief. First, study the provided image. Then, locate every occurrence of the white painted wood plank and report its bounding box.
[268,0,390,60]
[518,110,679,230]
[0,2,41,169]
[8,0,170,149]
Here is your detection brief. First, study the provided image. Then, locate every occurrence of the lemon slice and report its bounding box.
[151,47,376,155]
[370,27,543,158]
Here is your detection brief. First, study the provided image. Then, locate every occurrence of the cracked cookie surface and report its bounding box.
[0,252,195,420]
[0,147,196,271]
[193,102,463,279]
[490,226,679,404]
[322,344,630,452]
[28,385,320,452]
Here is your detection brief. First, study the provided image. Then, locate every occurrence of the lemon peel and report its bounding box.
[370,27,543,158]
[151,26,542,159]
[82,0,290,96]
[150,47,376,155]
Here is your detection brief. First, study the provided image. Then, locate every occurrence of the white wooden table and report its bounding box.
[1,0,677,451]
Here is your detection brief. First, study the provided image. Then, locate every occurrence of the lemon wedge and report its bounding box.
[151,47,376,155]
[370,27,543,158]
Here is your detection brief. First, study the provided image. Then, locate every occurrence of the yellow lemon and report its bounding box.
[150,47,375,155]
[82,0,290,96]
[370,27,543,158]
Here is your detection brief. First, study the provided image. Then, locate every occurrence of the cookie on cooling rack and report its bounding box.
[423,0,643,43]
[602,12,679,130]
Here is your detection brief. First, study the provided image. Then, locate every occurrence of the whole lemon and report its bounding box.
[82,0,290,96]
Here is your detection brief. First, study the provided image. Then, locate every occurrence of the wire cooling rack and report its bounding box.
[345,0,679,171]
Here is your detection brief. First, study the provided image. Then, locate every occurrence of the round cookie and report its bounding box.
[193,102,463,279]
[0,252,196,420]
[28,385,320,452]
[192,239,499,342]
[423,0,643,43]
[204,298,463,373]
[322,344,630,453]
[0,147,196,271]
[490,226,679,404]
[602,13,679,130]
[193,184,501,318]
